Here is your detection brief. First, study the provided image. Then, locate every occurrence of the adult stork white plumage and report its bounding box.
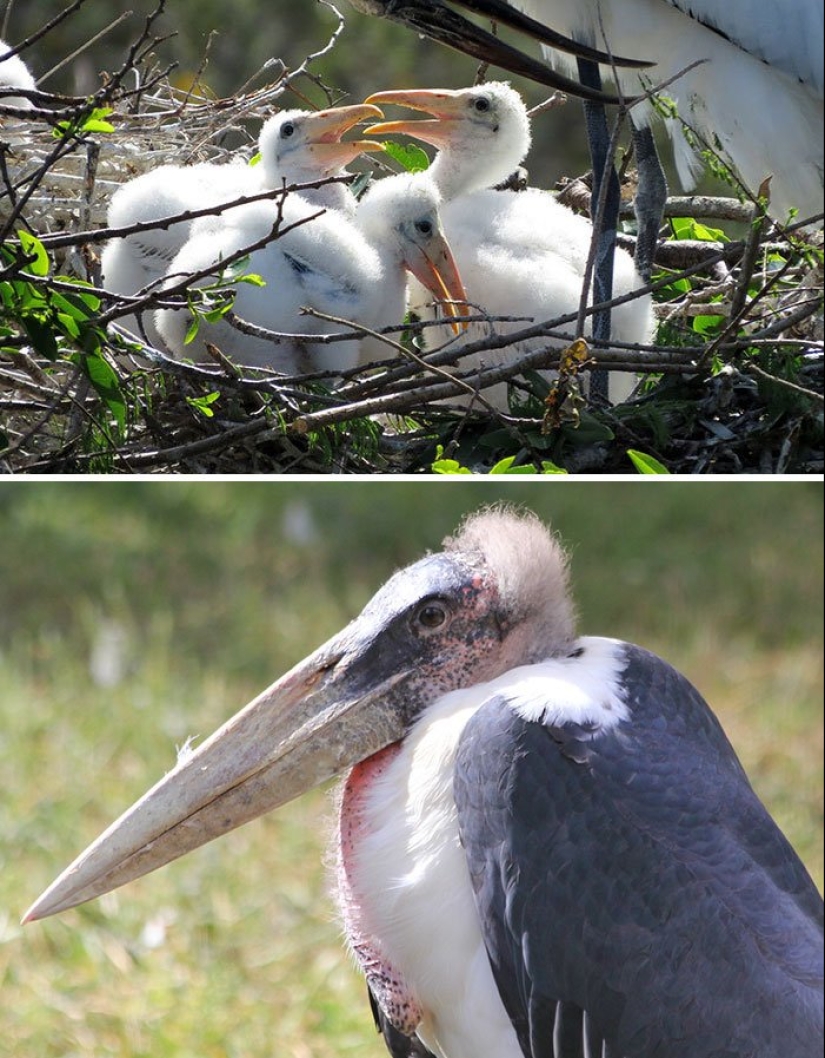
[25,508,824,1058]
[155,172,467,373]
[366,82,654,407]
[100,105,383,345]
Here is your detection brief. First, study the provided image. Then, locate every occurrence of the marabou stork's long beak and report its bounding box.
[24,612,416,923]
[346,0,651,103]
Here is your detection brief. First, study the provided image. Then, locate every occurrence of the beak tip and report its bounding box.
[22,897,49,925]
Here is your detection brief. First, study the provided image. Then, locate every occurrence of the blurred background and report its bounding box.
[6,0,717,199]
[1,480,822,1056]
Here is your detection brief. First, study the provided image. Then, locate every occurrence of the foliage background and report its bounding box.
[1,480,822,1056]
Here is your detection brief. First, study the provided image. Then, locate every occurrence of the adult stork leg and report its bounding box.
[577,57,620,402]
[631,123,668,282]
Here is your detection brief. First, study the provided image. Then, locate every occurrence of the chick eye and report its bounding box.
[280,122,296,139]
[415,218,434,237]
[413,600,450,633]
[472,96,491,113]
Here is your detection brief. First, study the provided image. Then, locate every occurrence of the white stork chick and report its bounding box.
[154,172,467,374]
[100,105,383,345]
[0,40,35,111]
[366,82,654,408]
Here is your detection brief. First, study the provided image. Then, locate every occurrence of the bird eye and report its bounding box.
[472,96,491,113]
[281,122,295,138]
[415,218,433,237]
[413,599,450,634]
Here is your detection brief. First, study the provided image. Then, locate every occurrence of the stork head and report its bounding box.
[356,172,469,332]
[365,82,532,195]
[256,104,385,188]
[24,508,574,924]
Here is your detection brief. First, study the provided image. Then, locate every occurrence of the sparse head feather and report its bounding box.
[444,506,575,657]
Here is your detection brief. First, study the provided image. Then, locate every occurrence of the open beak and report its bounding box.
[404,229,469,335]
[365,89,475,151]
[302,103,387,171]
[24,612,417,923]
[347,0,651,104]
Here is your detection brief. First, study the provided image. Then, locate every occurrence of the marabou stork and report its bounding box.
[346,0,824,393]
[155,171,467,371]
[101,104,383,346]
[25,509,824,1058]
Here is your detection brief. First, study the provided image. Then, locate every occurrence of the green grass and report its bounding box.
[1,482,822,1057]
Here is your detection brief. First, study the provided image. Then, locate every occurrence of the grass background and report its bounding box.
[1,481,822,1057]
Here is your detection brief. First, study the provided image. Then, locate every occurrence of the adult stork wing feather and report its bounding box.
[347,0,647,104]
[660,0,824,92]
[454,643,824,1058]
[411,0,650,68]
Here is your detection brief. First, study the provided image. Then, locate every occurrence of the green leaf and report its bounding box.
[18,231,50,277]
[432,458,473,475]
[184,316,200,344]
[82,117,115,134]
[488,457,567,474]
[627,449,670,474]
[379,141,431,173]
[236,272,266,288]
[670,217,728,243]
[81,352,126,432]
[692,313,725,336]
[53,105,115,139]
[489,456,520,474]
[22,314,58,360]
[186,392,221,418]
[54,279,101,314]
[57,312,80,339]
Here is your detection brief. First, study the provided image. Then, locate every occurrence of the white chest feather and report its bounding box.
[335,638,628,1058]
[337,690,523,1058]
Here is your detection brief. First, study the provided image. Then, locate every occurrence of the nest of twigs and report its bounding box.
[1,0,823,474]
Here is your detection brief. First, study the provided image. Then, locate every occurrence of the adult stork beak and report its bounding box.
[346,0,651,103]
[365,88,480,151]
[301,103,387,170]
[23,606,421,923]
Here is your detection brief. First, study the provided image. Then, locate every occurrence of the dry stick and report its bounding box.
[698,242,809,370]
[619,195,758,224]
[727,198,770,324]
[2,364,88,461]
[4,0,93,60]
[35,198,329,329]
[292,345,697,435]
[32,176,352,252]
[298,306,507,417]
[37,10,135,86]
[0,134,87,242]
[745,363,824,405]
[70,416,276,472]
